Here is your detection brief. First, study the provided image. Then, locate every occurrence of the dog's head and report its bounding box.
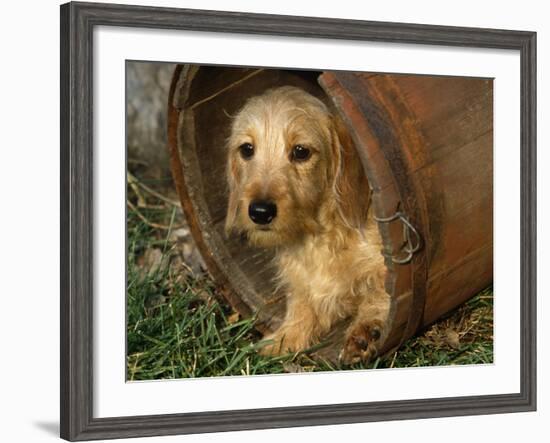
[225,86,369,247]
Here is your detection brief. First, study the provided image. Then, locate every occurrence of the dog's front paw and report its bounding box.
[259,327,311,356]
[340,319,385,365]
[258,333,284,356]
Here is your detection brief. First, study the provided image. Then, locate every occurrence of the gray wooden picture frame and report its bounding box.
[60,1,537,441]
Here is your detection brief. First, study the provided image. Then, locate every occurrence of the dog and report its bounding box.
[224,86,389,363]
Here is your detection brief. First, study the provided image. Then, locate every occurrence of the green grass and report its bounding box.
[126,179,493,380]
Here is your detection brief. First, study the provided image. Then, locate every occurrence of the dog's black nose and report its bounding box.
[248,200,277,225]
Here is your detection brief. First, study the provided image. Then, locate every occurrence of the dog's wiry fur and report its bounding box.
[225,86,390,363]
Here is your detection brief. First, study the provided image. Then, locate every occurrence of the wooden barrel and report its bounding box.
[167,64,493,358]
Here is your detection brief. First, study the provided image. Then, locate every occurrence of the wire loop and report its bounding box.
[374,211,422,264]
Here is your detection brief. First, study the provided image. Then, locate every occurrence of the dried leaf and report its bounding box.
[227,312,240,324]
[445,329,460,349]
[169,227,190,242]
[139,248,167,276]
[283,362,305,373]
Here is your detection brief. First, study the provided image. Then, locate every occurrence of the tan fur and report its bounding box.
[225,86,390,363]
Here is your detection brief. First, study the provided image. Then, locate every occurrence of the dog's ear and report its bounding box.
[224,155,241,235]
[329,114,371,230]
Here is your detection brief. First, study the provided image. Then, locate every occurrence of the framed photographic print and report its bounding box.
[60,1,537,441]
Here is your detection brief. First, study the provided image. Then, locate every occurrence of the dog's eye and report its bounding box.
[291,145,311,162]
[239,143,254,160]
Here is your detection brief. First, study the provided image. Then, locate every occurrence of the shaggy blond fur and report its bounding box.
[225,86,390,363]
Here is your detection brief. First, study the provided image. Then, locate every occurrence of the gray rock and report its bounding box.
[126,61,176,179]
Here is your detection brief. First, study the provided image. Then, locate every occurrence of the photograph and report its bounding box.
[126,62,494,380]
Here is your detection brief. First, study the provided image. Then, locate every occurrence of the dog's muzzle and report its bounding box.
[248,200,277,225]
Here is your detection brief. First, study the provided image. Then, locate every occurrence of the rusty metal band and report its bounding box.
[332,72,430,347]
